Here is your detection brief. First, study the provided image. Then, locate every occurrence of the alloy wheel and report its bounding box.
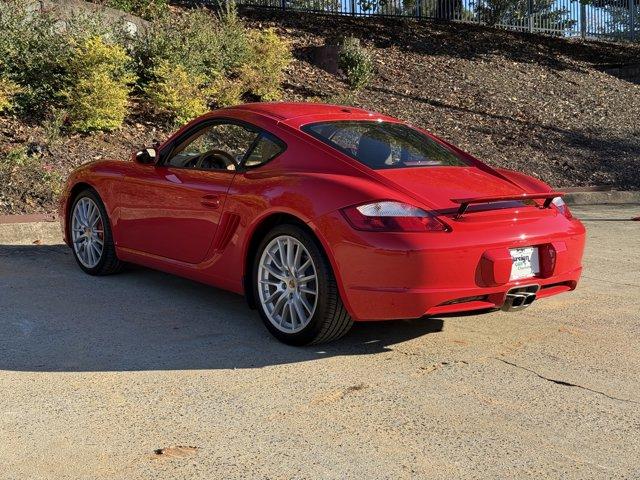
[257,235,319,333]
[71,197,105,269]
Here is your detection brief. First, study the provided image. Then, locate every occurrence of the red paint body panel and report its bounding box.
[60,102,586,321]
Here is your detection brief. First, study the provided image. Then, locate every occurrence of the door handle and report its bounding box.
[201,194,221,209]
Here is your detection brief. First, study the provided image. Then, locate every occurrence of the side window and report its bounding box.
[166,122,259,171]
[244,134,284,168]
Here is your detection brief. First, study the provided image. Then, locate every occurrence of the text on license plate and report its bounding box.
[509,247,540,280]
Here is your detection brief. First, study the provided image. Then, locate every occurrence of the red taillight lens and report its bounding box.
[552,197,573,219]
[341,201,449,232]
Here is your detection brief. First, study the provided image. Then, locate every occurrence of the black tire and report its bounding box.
[69,189,123,276]
[253,224,353,346]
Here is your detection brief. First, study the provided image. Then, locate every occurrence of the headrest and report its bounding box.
[356,130,391,168]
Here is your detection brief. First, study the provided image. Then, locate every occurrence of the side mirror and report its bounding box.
[134,147,157,165]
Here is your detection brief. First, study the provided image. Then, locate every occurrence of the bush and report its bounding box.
[133,8,232,85]
[241,29,292,101]
[133,5,256,119]
[0,147,63,213]
[338,36,374,91]
[0,1,292,126]
[205,77,244,107]
[0,2,74,115]
[0,75,22,113]
[0,1,132,128]
[214,4,252,77]
[103,0,169,20]
[146,61,208,124]
[133,5,292,119]
[65,37,136,132]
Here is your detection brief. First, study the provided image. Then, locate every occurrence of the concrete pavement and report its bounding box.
[0,205,638,479]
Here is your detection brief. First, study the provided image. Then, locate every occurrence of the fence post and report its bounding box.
[417,0,422,18]
[527,0,534,32]
[580,1,586,39]
[281,0,286,11]
[351,0,356,15]
[631,0,636,41]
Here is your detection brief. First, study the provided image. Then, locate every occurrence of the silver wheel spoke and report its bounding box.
[264,289,282,305]
[299,295,314,315]
[267,250,283,271]
[293,297,306,323]
[298,258,311,273]
[289,302,298,328]
[276,240,287,270]
[293,243,303,270]
[264,264,287,281]
[273,293,288,317]
[286,238,294,270]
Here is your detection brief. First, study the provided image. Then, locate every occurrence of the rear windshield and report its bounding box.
[302,121,468,170]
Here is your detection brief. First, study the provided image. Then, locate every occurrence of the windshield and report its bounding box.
[302,121,469,170]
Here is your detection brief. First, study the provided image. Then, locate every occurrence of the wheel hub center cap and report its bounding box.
[288,278,296,290]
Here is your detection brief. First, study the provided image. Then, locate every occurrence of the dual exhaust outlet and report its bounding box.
[501,284,540,312]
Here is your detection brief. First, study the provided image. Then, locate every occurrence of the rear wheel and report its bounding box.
[253,225,353,345]
[69,189,122,275]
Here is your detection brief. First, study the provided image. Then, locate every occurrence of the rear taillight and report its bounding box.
[341,201,449,232]
[552,197,573,219]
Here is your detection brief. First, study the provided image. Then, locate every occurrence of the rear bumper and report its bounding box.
[317,211,586,321]
[346,267,581,319]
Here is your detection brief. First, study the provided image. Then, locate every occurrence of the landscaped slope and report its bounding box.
[1,7,639,215]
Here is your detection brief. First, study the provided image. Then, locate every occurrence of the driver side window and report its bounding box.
[166,122,259,171]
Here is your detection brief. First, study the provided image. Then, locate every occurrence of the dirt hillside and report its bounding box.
[244,8,640,190]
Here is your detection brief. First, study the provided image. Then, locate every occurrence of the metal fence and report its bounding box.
[236,0,639,41]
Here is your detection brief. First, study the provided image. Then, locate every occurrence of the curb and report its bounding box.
[0,220,63,246]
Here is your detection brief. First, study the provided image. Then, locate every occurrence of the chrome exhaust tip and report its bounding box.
[501,284,540,312]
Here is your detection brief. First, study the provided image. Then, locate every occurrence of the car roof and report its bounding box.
[229,102,390,125]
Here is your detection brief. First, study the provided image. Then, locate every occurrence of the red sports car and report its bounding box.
[59,102,586,345]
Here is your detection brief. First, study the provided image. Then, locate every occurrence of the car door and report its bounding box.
[116,119,260,264]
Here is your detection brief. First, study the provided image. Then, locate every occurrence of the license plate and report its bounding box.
[509,247,540,280]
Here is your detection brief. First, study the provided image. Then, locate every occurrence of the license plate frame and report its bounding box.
[509,246,540,281]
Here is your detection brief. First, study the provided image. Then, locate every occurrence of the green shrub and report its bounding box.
[338,36,374,91]
[103,0,169,20]
[133,8,230,85]
[0,147,63,213]
[64,36,136,132]
[133,5,253,118]
[146,61,208,124]
[0,1,128,123]
[0,75,22,113]
[214,4,252,77]
[0,2,74,115]
[206,77,245,108]
[242,29,292,101]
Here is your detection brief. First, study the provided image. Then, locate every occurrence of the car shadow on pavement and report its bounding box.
[0,244,443,372]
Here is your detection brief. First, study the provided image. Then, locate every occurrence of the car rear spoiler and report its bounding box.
[451,192,564,219]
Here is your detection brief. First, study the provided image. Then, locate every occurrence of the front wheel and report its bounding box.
[69,189,123,275]
[253,225,353,345]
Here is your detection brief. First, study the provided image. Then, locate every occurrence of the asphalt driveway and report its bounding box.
[0,205,638,479]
